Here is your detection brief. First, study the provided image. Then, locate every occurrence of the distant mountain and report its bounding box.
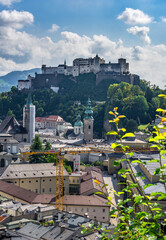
[0,68,41,92]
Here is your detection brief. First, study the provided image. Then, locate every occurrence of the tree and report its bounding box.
[45,141,52,150]
[30,135,44,163]
[30,135,43,151]
[126,119,138,132]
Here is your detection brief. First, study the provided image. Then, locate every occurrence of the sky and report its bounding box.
[0,0,166,87]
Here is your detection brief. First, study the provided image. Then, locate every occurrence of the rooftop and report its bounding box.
[63,195,108,206]
[0,163,69,179]
[0,180,38,203]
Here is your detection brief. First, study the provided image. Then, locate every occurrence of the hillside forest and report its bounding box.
[0,74,166,137]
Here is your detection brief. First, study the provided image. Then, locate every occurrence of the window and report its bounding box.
[73,179,75,183]
[89,125,91,129]
[81,208,84,212]
[93,209,95,212]
[49,179,52,181]
[77,179,79,183]
[43,180,45,182]
[43,188,45,193]
[103,209,105,212]
[103,217,105,219]
[22,181,24,183]
[75,208,77,212]
[49,188,52,192]
[36,180,38,182]
[29,181,31,183]
[35,189,38,193]
[87,208,89,212]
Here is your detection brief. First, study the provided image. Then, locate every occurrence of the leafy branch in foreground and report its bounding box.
[82,102,166,239]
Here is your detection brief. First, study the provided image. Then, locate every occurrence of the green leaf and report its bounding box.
[106,131,118,135]
[151,208,162,211]
[143,184,155,190]
[158,94,166,98]
[156,108,165,112]
[120,128,126,132]
[94,192,103,195]
[147,159,160,163]
[122,133,135,138]
[127,152,134,157]
[111,143,121,149]
[118,168,125,174]
[131,160,142,164]
[107,196,112,202]
[102,184,108,189]
[154,168,161,175]
[113,160,120,166]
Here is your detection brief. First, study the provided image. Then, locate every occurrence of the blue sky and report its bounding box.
[0,0,166,87]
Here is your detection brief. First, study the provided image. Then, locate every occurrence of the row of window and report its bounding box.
[69,179,79,183]
[68,207,106,213]
[35,188,52,193]
[20,179,53,184]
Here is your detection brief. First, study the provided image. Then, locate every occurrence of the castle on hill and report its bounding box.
[18,55,140,91]
[41,54,129,77]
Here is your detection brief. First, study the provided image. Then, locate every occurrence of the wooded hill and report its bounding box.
[0,74,165,137]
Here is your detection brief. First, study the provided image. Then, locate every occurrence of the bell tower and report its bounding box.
[23,92,35,143]
[83,98,94,143]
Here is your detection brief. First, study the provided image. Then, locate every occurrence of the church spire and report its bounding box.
[84,98,93,120]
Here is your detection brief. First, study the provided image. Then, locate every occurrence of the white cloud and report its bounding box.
[49,24,59,32]
[0,0,20,7]
[127,26,151,45]
[0,16,165,88]
[161,17,166,22]
[117,8,153,25]
[0,10,34,29]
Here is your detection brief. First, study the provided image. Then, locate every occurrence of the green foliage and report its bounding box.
[30,135,43,151]
[30,135,44,163]
[86,104,166,239]
[44,142,52,150]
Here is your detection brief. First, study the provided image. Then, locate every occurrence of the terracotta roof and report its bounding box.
[85,167,102,174]
[32,194,55,204]
[81,170,104,183]
[0,180,38,203]
[63,195,108,206]
[35,117,47,123]
[0,216,6,222]
[80,178,107,195]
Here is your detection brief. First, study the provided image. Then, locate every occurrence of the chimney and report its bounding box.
[60,225,65,233]
[64,217,68,223]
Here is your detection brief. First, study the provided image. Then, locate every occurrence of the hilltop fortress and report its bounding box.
[18,55,140,90]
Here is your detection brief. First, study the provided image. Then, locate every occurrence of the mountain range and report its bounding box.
[0,68,41,92]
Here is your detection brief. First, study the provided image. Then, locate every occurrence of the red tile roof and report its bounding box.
[63,195,108,206]
[0,180,38,203]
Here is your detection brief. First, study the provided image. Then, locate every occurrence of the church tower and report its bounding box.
[23,92,35,143]
[74,114,83,136]
[84,98,94,143]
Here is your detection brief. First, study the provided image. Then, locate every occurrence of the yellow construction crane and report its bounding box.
[20,146,157,211]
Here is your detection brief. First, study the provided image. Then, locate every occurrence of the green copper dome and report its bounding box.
[84,98,93,120]
[74,114,83,127]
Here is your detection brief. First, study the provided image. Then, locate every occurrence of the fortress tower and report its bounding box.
[23,92,35,143]
[83,98,94,143]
